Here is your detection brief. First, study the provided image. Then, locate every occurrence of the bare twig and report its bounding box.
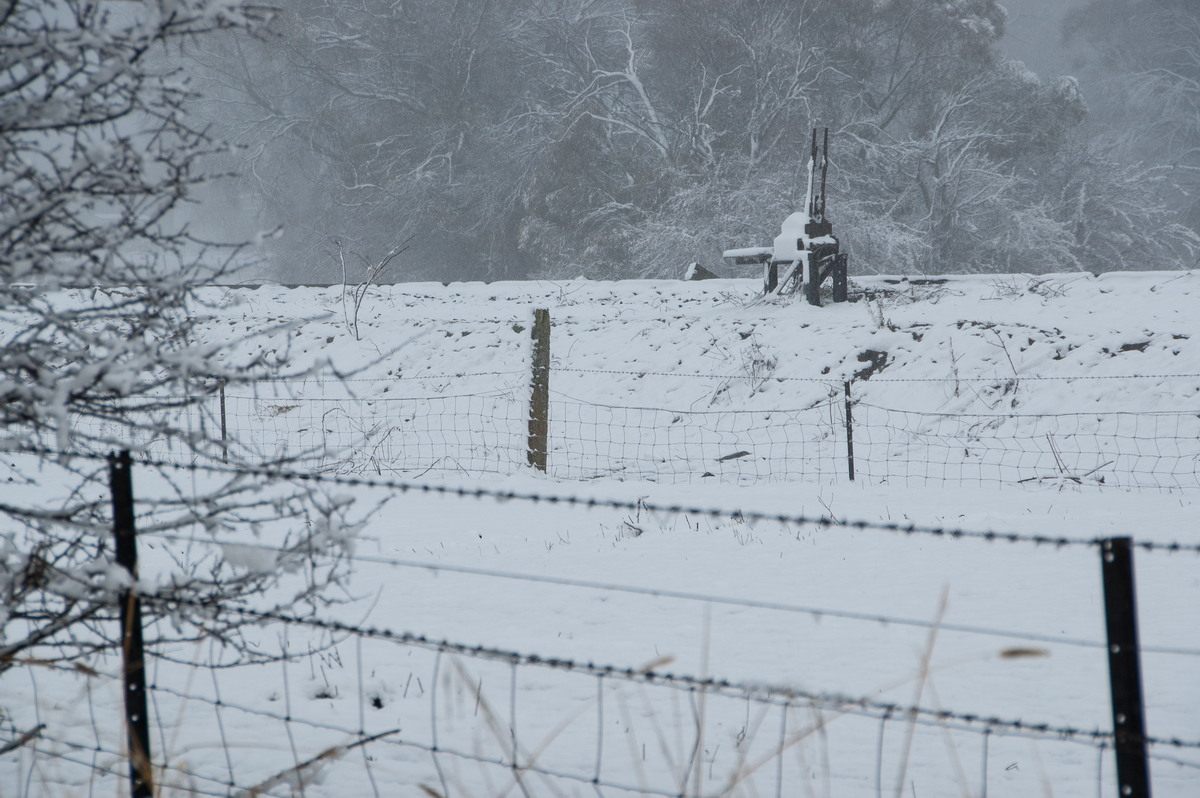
[0,724,45,756]
[893,587,949,798]
[240,729,399,798]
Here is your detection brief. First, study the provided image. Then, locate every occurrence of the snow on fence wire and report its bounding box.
[212,387,1200,490]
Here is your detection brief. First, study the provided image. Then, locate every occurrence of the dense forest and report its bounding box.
[188,0,1200,282]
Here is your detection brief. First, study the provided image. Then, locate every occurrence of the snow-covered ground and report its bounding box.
[4,273,1199,797]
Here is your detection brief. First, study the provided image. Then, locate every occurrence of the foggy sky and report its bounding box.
[998,0,1092,76]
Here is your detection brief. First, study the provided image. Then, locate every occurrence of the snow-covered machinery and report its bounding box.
[723,128,848,306]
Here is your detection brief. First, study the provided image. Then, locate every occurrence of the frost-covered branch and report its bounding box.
[0,0,368,683]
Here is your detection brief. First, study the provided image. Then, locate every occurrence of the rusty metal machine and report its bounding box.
[723,128,848,305]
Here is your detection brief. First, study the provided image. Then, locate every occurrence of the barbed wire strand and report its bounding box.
[134,595,1200,752]
[12,628,1199,798]
[129,454,1200,554]
[79,632,1200,776]
[58,612,1195,777]
[7,444,1200,553]
[138,531,1200,658]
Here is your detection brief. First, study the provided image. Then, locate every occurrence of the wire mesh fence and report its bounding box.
[550,397,843,483]
[209,380,1200,489]
[47,370,1200,489]
[854,404,1200,490]
[221,391,529,475]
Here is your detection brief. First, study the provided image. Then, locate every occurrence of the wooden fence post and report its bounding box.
[527,309,550,472]
[110,451,154,798]
[1100,537,1151,798]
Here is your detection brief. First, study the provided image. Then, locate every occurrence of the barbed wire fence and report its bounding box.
[18,604,1194,798]
[3,452,1199,797]
[8,309,1200,796]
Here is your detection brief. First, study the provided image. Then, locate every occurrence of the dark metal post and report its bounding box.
[844,381,856,481]
[805,256,821,307]
[808,128,819,219]
[219,380,228,463]
[832,253,848,303]
[110,451,154,798]
[527,309,550,472]
[1100,537,1151,798]
[819,127,829,220]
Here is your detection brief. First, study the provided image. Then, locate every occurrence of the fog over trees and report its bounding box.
[185,0,1200,283]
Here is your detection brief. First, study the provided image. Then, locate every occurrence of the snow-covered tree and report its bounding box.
[189,0,533,282]
[0,1,358,677]
[185,0,1197,279]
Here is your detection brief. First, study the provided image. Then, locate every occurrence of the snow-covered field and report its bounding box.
[4,272,1199,797]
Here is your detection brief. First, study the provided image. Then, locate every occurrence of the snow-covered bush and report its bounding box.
[0,2,360,680]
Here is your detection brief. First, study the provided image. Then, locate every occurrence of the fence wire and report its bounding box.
[4,452,1199,798]
[12,605,1196,798]
[221,391,528,475]
[211,385,1200,489]
[854,404,1200,490]
[550,397,842,483]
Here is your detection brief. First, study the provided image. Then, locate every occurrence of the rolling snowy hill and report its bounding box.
[4,272,1199,798]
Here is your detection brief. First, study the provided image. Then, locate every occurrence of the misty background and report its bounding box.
[181,0,1200,284]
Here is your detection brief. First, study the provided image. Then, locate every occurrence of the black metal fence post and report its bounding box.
[844,381,856,481]
[832,253,848,303]
[527,309,550,472]
[219,379,228,463]
[1100,537,1151,798]
[110,451,154,798]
